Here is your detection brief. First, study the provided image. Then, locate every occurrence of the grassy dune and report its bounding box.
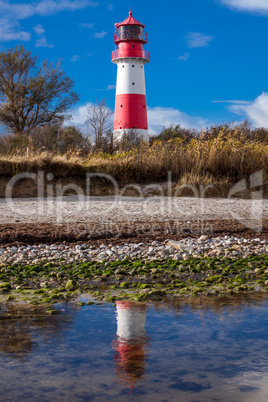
[0,134,267,197]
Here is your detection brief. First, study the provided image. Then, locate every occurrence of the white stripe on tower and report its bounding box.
[115,59,146,95]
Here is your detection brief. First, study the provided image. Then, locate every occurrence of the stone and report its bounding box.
[182,254,191,261]
[65,280,77,291]
[46,309,61,315]
[198,235,209,242]
[167,240,191,252]
[0,282,11,289]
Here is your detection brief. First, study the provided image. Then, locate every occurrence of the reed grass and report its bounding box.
[0,133,267,196]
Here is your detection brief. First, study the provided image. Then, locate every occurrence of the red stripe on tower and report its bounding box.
[114,94,148,130]
[112,10,150,142]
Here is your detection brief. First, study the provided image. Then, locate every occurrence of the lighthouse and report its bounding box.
[112,10,150,142]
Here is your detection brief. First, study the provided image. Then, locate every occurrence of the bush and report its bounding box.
[153,124,196,143]
[0,125,92,156]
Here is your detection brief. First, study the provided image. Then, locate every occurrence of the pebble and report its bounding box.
[0,236,267,265]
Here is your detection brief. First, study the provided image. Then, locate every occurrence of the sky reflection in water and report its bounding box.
[0,294,268,401]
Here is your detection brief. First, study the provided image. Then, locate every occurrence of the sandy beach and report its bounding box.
[0,195,267,224]
[0,196,267,245]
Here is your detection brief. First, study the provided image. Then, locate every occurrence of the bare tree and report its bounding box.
[85,99,113,150]
[0,46,79,134]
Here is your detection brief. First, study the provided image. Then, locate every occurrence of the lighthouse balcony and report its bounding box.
[112,49,150,61]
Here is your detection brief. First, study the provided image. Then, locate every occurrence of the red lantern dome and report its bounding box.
[116,10,145,28]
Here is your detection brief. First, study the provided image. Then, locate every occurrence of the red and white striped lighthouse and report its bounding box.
[112,10,150,141]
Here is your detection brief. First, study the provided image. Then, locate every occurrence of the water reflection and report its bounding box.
[0,295,267,401]
[113,301,149,389]
[153,292,268,316]
[0,304,76,360]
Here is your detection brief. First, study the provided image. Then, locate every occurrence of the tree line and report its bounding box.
[0,46,268,156]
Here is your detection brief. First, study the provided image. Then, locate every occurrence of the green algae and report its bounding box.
[0,254,267,305]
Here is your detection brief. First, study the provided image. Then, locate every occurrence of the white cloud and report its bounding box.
[35,35,53,48]
[108,3,113,11]
[178,52,190,61]
[68,102,111,133]
[94,31,107,38]
[107,84,116,90]
[213,100,251,104]
[34,24,53,48]
[148,106,207,134]
[0,0,98,20]
[220,0,268,14]
[0,1,34,20]
[79,22,94,28]
[34,24,45,35]
[69,103,90,125]
[69,103,207,135]
[0,1,98,43]
[186,32,214,48]
[34,0,98,16]
[71,54,82,62]
[0,19,30,42]
[228,92,268,127]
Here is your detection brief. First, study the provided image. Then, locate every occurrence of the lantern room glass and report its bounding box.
[118,25,143,41]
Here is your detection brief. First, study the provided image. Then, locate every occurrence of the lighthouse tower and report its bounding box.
[112,10,150,142]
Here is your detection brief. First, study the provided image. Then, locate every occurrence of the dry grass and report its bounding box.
[0,151,88,177]
[0,133,267,196]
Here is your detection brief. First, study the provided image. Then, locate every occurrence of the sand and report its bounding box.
[0,196,267,224]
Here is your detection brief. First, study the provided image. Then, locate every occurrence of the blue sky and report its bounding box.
[1,0,268,134]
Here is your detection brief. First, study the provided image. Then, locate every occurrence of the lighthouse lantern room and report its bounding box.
[112,10,150,141]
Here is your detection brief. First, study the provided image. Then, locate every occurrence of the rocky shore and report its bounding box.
[0,235,268,312]
[1,235,267,265]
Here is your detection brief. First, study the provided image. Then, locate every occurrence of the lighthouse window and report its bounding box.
[122,65,125,68]
[132,65,135,67]
[118,25,143,40]
[143,105,145,108]
[121,105,123,107]
[132,82,135,85]
[132,45,135,48]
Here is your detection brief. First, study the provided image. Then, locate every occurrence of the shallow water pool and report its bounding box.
[0,294,268,401]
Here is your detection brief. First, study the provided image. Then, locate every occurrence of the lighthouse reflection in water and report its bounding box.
[113,301,149,389]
